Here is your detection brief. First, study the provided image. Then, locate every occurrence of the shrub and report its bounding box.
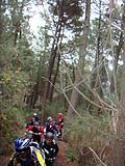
[65,112,111,152]
[0,107,30,154]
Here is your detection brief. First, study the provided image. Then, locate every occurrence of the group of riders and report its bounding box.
[8,112,64,166]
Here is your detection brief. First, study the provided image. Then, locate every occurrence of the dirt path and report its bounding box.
[55,141,78,166]
[55,141,68,166]
[0,155,10,166]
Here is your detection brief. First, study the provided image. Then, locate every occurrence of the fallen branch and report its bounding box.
[88,147,107,166]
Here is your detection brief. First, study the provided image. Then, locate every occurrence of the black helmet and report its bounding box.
[45,132,54,140]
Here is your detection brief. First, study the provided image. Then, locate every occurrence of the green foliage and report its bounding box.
[66,146,77,162]
[0,1,123,164]
[48,0,83,32]
[44,101,66,119]
[3,108,24,133]
[0,107,28,154]
[65,112,111,151]
[1,70,29,108]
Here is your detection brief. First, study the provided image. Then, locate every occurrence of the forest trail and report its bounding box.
[55,141,78,166]
[55,141,68,166]
[0,155,10,166]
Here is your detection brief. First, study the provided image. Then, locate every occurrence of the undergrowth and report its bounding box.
[0,107,30,154]
[64,112,112,164]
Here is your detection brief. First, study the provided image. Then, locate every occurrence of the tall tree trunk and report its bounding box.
[68,0,91,116]
[12,0,24,46]
[90,0,104,115]
[43,22,62,106]
[0,0,6,44]
[43,0,66,106]
[114,32,123,73]
[110,31,123,93]
[0,0,3,42]
[49,26,64,102]
[91,0,102,89]
[49,51,61,102]
[110,2,125,165]
[25,52,46,109]
[110,0,123,94]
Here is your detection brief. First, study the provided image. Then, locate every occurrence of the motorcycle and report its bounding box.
[30,142,46,166]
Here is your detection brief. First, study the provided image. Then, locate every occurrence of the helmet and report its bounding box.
[57,113,64,120]
[14,138,30,152]
[33,113,38,116]
[47,116,52,121]
[45,132,54,140]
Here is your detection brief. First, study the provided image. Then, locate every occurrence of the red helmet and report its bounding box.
[57,113,64,121]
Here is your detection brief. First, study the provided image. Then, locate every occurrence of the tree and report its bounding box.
[68,0,91,116]
[43,0,83,105]
[109,2,125,165]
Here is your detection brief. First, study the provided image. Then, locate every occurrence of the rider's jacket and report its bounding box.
[30,116,40,126]
[7,145,46,166]
[40,140,59,162]
[44,121,58,135]
[57,118,64,129]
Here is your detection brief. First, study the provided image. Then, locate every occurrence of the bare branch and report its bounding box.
[88,147,107,166]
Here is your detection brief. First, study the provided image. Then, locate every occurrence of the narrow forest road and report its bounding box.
[0,155,10,166]
[55,141,68,166]
[55,141,78,166]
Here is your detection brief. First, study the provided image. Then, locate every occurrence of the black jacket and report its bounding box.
[40,140,59,161]
[45,122,58,135]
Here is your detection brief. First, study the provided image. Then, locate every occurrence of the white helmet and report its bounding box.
[47,116,52,121]
[33,113,37,116]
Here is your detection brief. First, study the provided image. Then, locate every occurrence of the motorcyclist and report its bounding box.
[26,113,40,128]
[31,126,43,143]
[26,122,45,142]
[56,113,64,137]
[57,113,64,124]
[7,137,46,166]
[41,132,59,166]
[44,117,58,137]
[30,113,40,126]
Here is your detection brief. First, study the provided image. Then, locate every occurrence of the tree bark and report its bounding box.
[90,0,105,115]
[68,0,91,116]
[110,31,123,93]
[11,0,24,46]
[49,51,61,102]
[0,0,6,44]
[0,0,3,42]
[110,2,125,165]
[43,8,63,106]
[91,0,102,90]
